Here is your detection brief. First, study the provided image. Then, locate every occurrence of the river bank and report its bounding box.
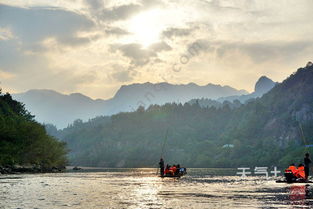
[0,165,65,174]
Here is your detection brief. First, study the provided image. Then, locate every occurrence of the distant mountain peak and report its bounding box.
[306,61,313,68]
[254,76,276,94]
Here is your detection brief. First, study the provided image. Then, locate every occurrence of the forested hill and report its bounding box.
[0,91,67,172]
[52,62,313,168]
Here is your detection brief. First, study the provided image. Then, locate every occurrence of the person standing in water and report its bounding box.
[159,158,165,176]
[304,153,312,180]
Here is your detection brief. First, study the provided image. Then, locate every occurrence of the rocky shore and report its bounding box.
[0,165,66,174]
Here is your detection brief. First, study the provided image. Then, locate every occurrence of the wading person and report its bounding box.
[159,158,165,176]
[304,153,312,180]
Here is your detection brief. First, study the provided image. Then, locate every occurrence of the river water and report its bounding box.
[1,168,313,208]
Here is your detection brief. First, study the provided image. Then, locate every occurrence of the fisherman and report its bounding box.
[159,158,165,177]
[175,164,181,175]
[304,153,312,180]
[296,164,306,179]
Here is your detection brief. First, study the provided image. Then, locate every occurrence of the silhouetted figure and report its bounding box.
[175,164,180,175]
[304,153,312,180]
[159,158,165,176]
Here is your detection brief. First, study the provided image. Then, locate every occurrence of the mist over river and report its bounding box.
[1,168,313,208]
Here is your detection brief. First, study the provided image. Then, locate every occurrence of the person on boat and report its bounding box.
[164,164,170,176]
[285,163,297,175]
[159,158,165,177]
[181,167,187,174]
[169,165,177,176]
[295,164,306,179]
[304,153,311,180]
[175,164,181,175]
[284,163,298,183]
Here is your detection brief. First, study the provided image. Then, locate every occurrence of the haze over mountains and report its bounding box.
[13,78,275,128]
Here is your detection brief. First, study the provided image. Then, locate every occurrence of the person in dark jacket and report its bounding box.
[304,153,312,180]
[159,158,165,176]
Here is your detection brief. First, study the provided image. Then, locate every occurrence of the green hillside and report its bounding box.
[54,63,313,168]
[0,90,67,171]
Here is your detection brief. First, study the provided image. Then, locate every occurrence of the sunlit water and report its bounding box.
[1,168,313,208]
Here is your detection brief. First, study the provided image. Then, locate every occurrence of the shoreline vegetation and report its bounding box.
[0,164,65,174]
[0,90,68,174]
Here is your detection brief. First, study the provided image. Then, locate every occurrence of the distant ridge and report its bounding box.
[218,76,276,103]
[13,82,247,128]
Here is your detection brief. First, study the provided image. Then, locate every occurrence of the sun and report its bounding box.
[127,9,165,47]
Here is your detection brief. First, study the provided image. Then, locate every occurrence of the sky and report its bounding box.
[0,0,313,99]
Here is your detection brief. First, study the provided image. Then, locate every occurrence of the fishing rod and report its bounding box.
[298,122,313,151]
[160,129,169,159]
[156,129,169,175]
[299,122,313,176]
[299,122,309,152]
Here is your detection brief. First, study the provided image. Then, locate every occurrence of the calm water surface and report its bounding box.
[1,168,313,208]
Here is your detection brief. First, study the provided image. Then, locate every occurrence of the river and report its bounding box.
[1,168,312,208]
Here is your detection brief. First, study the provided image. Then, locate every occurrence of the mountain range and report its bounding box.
[190,76,276,108]
[13,77,275,128]
[49,62,313,168]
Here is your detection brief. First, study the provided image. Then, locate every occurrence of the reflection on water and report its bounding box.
[1,168,313,208]
[289,185,313,207]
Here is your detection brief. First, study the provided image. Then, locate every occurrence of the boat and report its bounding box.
[160,167,187,178]
[157,130,188,178]
[276,169,312,183]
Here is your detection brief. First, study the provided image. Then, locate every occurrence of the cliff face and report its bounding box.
[230,62,313,148]
[218,76,276,103]
[254,76,276,96]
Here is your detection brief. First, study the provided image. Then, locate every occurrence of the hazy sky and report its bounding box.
[0,0,313,99]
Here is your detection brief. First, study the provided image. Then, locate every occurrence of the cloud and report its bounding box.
[187,39,215,55]
[150,42,172,51]
[83,0,104,12]
[104,27,130,36]
[0,39,48,73]
[181,38,313,65]
[0,4,94,48]
[110,42,171,66]
[215,41,313,63]
[0,70,15,80]
[162,27,193,39]
[100,3,142,21]
[111,70,135,82]
[0,27,14,40]
[0,4,101,94]
[84,0,164,22]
